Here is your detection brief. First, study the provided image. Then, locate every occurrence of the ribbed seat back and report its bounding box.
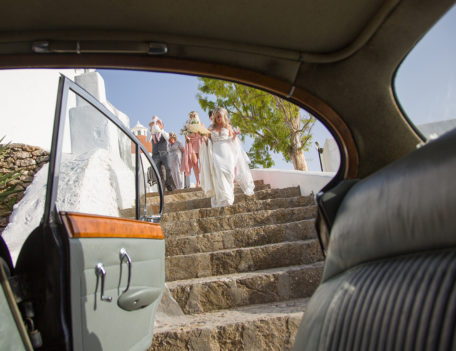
[296,250,456,351]
[293,129,456,350]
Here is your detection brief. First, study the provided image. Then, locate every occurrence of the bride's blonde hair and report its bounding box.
[213,107,229,128]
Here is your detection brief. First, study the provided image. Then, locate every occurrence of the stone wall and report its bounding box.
[0,144,49,233]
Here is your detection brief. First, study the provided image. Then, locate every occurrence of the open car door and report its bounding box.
[11,75,165,351]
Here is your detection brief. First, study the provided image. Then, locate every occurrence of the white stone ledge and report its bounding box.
[250,169,335,196]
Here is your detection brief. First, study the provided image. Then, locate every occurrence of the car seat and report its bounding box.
[293,128,456,350]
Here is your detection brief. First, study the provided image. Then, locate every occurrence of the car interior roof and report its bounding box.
[0,0,454,179]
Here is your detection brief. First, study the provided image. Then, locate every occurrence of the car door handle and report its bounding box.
[95,263,112,303]
[117,286,161,311]
[119,248,132,293]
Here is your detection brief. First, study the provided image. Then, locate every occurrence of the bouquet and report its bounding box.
[180,119,210,136]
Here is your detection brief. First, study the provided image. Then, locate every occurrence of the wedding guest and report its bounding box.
[180,111,209,187]
[147,115,174,191]
[168,132,185,190]
[208,110,214,130]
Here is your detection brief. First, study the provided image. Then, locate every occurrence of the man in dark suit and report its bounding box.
[147,115,174,191]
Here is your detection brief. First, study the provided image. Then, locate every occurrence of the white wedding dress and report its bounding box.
[233,138,255,196]
[200,128,254,207]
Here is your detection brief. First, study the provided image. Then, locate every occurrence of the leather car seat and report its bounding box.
[293,128,456,350]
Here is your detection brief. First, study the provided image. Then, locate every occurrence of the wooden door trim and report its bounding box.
[60,211,164,239]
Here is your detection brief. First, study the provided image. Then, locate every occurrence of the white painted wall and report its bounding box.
[251,168,335,196]
[74,70,107,105]
[0,69,79,149]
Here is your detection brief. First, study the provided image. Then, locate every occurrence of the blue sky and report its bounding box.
[394,4,456,125]
[98,4,456,174]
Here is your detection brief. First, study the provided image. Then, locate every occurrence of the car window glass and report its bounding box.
[55,89,141,219]
[138,148,160,220]
[394,5,456,140]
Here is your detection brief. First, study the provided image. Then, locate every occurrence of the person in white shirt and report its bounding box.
[147,115,174,191]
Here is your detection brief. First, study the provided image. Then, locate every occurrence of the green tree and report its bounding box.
[197,78,315,170]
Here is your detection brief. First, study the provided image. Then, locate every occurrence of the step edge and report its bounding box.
[165,218,316,241]
[153,297,309,332]
[166,261,325,287]
[162,195,315,219]
[166,238,320,260]
[162,205,317,227]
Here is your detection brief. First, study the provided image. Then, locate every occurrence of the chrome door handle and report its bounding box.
[119,248,132,293]
[95,263,112,302]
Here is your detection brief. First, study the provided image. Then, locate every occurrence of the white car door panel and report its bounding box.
[69,236,164,351]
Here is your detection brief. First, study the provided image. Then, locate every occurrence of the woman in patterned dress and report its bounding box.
[180,111,208,187]
[168,132,185,189]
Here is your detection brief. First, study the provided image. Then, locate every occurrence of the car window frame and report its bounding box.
[43,75,164,225]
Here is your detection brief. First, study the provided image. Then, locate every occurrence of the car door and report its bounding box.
[14,75,165,351]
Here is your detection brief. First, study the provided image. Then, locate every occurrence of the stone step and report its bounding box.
[147,179,265,198]
[162,195,315,222]
[161,186,302,213]
[168,262,324,314]
[147,183,271,205]
[162,205,317,237]
[165,219,316,257]
[120,184,281,219]
[151,298,308,351]
[166,239,323,281]
[141,186,301,217]
[141,185,273,216]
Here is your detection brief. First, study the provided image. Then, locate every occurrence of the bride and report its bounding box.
[200,107,254,207]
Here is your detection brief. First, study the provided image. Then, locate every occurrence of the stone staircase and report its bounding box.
[149,180,324,351]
